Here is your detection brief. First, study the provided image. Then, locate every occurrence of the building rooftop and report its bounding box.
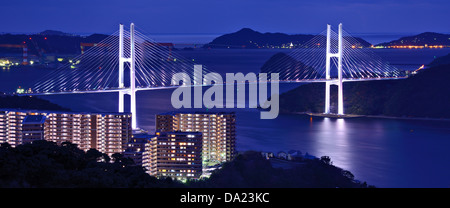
[132,133,156,139]
[158,110,235,116]
[0,108,131,116]
[155,131,203,135]
[22,115,46,124]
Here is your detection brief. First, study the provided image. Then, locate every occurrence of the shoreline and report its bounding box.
[292,112,450,122]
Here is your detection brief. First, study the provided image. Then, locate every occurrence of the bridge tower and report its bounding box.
[118,23,138,129]
[324,23,344,115]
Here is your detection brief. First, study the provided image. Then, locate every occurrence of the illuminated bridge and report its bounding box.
[18,23,406,129]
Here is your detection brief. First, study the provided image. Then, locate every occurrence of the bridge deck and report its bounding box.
[18,76,407,96]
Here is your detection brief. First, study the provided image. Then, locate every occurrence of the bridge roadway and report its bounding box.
[19,76,407,96]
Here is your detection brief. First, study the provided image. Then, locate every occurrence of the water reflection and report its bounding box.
[313,118,353,172]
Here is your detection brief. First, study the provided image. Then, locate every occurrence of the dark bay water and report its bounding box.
[1,48,450,188]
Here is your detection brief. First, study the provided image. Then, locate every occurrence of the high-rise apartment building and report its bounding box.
[142,135,157,176]
[156,111,236,164]
[124,133,153,166]
[143,131,202,180]
[0,110,27,147]
[22,115,46,144]
[0,109,132,156]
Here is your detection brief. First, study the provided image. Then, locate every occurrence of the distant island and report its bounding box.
[37,30,75,37]
[2,29,449,54]
[376,32,450,48]
[205,28,450,50]
[0,30,108,55]
[267,52,450,119]
[204,28,372,49]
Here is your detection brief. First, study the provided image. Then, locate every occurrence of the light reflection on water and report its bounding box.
[234,109,450,188]
[314,118,352,172]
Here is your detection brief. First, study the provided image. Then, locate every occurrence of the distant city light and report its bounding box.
[16,87,25,94]
[384,45,446,49]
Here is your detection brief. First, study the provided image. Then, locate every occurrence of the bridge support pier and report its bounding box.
[324,23,344,115]
[118,23,138,129]
[325,81,331,114]
[119,90,125,113]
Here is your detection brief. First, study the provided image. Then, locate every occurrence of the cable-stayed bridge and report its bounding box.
[20,23,406,129]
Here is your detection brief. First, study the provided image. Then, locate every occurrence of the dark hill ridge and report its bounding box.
[271,52,450,118]
[0,95,70,111]
[204,28,314,49]
[204,28,372,49]
[260,52,320,80]
[37,30,74,36]
[377,32,450,47]
[0,31,109,55]
[428,52,450,67]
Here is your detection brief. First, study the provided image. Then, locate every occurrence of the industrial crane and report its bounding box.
[0,43,28,65]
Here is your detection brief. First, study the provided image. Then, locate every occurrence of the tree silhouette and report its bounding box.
[0,141,372,188]
[0,141,184,188]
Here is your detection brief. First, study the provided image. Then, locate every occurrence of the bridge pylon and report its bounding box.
[118,23,138,129]
[324,23,344,115]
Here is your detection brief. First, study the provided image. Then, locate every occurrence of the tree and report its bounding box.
[320,156,332,165]
[342,170,355,181]
[85,149,103,161]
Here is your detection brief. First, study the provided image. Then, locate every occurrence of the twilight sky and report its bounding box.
[1,0,449,35]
